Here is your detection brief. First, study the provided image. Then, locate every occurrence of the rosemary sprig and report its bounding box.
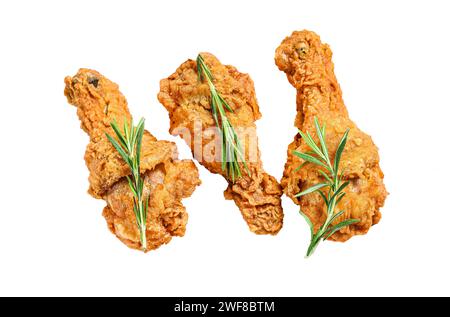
[106,118,149,252]
[294,117,359,257]
[196,54,250,182]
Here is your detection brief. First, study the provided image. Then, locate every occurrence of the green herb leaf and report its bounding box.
[106,117,149,252]
[106,133,131,166]
[314,117,329,160]
[329,181,350,202]
[293,151,329,170]
[294,161,308,172]
[334,128,350,173]
[110,120,128,148]
[293,117,354,257]
[322,219,360,240]
[299,210,314,240]
[328,210,345,225]
[135,118,145,165]
[196,53,250,182]
[318,190,329,207]
[318,169,333,184]
[335,192,346,206]
[295,183,328,197]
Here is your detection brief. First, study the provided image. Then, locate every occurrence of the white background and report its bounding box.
[0,0,449,297]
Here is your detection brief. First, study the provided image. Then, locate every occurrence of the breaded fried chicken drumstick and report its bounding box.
[158,53,283,234]
[64,69,200,251]
[275,31,387,241]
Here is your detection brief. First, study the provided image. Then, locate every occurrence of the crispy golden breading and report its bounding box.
[158,53,283,234]
[275,31,387,241]
[64,69,200,251]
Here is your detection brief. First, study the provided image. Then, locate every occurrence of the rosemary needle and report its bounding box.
[106,118,149,252]
[196,54,250,182]
[293,117,359,257]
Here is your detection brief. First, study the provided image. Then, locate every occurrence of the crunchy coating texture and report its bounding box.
[64,69,200,251]
[275,31,387,241]
[158,53,283,234]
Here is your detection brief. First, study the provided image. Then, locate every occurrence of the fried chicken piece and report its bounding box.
[275,31,387,241]
[64,69,200,251]
[158,53,283,234]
